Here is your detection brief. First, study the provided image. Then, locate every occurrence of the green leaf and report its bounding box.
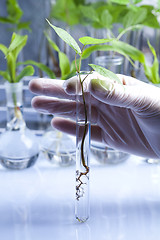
[18,60,56,79]
[46,19,81,55]
[7,33,27,62]
[89,64,121,84]
[0,44,8,56]
[44,32,60,52]
[131,0,143,3]
[6,0,23,23]
[111,40,145,63]
[0,17,15,23]
[110,0,130,4]
[7,52,16,82]
[79,36,113,45]
[50,0,80,26]
[17,21,31,31]
[143,41,160,84]
[82,40,145,69]
[100,10,113,29]
[147,40,157,58]
[0,71,11,82]
[79,5,99,23]
[16,66,34,82]
[58,52,70,79]
[123,7,147,28]
[82,45,114,59]
[8,33,27,53]
[142,11,160,29]
[44,32,71,79]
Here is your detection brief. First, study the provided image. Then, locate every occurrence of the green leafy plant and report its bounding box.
[0,32,34,120]
[103,38,160,84]
[142,41,159,84]
[0,0,31,32]
[79,1,127,35]
[76,31,160,84]
[0,32,34,83]
[46,19,121,204]
[0,31,56,82]
[48,0,85,59]
[44,32,77,79]
[91,1,159,31]
[47,0,160,81]
[0,31,55,122]
[49,0,83,27]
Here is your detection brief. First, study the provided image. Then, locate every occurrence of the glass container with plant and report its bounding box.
[79,0,160,69]
[40,32,78,167]
[0,32,39,169]
[83,33,160,163]
[46,19,121,222]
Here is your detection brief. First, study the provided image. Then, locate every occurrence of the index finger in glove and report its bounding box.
[63,71,112,95]
[29,78,76,100]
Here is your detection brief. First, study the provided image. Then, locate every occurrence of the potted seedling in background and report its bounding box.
[0,0,31,32]
[47,0,84,61]
[46,19,121,222]
[78,0,150,164]
[39,32,82,167]
[44,31,77,79]
[0,0,32,68]
[84,35,160,85]
[0,32,54,170]
[0,32,34,84]
[0,32,39,169]
[79,0,160,76]
[81,30,160,164]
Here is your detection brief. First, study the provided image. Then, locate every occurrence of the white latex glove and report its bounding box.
[29,73,160,159]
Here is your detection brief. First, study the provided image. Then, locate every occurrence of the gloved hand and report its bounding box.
[29,72,160,159]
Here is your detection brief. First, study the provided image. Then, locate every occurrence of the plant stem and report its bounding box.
[76,72,90,204]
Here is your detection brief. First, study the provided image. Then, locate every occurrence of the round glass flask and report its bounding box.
[40,126,76,167]
[0,81,39,170]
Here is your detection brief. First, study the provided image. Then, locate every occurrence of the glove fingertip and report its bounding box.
[63,76,77,94]
[90,78,114,95]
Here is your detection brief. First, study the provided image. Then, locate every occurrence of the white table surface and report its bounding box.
[0,153,160,240]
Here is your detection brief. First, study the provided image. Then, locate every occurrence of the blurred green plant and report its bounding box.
[0,32,55,83]
[44,31,81,79]
[80,35,160,84]
[79,0,160,36]
[0,0,31,32]
[49,0,85,26]
[0,32,34,83]
[44,16,160,84]
[47,0,160,81]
